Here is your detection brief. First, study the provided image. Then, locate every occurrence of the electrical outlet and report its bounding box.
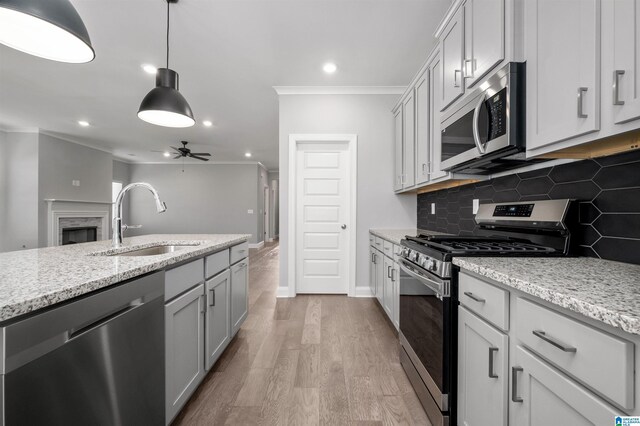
[72,180,80,187]
[431,203,436,215]
[247,209,254,214]
[473,199,480,214]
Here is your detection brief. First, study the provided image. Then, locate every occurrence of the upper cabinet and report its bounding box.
[394,108,404,191]
[524,0,601,151]
[440,7,465,110]
[415,70,431,186]
[463,0,505,88]
[611,0,640,125]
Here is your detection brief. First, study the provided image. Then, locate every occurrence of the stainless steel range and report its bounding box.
[398,199,574,426]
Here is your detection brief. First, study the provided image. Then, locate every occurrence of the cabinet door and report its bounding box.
[165,284,205,423]
[458,307,508,426]
[430,56,449,180]
[383,256,393,318]
[612,0,640,124]
[392,261,400,330]
[375,250,384,305]
[205,270,230,371]
[415,71,431,185]
[369,247,377,297]
[441,7,465,110]
[403,92,416,188]
[511,346,619,426]
[464,0,505,87]
[525,0,600,151]
[230,260,248,336]
[394,108,403,191]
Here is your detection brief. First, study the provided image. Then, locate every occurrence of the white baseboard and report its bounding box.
[249,241,265,249]
[354,286,374,298]
[276,286,294,298]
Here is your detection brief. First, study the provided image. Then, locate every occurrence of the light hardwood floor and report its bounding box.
[174,242,430,425]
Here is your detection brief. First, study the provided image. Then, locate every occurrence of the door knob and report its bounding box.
[341,224,347,230]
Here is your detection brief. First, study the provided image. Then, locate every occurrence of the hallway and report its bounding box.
[175,242,430,425]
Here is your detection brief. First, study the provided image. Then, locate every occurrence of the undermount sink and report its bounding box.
[107,244,199,257]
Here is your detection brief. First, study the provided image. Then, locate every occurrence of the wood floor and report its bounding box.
[174,242,430,425]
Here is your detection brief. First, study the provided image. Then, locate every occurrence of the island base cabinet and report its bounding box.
[510,346,619,426]
[230,259,249,337]
[205,270,231,371]
[165,284,205,424]
[458,307,508,426]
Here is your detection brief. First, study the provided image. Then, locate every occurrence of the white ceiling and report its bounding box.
[0,0,450,170]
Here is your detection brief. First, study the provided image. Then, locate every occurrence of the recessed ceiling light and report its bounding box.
[142,64,157,74]
[245,152,252,158]
[163,151,171,157]
[77,120,90,127]
[323,62,337,74]
[203,120,213,127]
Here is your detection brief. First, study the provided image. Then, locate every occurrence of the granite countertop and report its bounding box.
[0,234,250,323]
[453,257,640,336]
[370,228,449,245]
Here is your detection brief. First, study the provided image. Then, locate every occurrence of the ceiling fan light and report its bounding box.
[138,68,195,128]
[0,0,94,63]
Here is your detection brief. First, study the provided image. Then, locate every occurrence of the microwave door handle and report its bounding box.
[472,94,487,154]
[398,259,444,297]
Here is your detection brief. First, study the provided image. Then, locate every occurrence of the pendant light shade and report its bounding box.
[138,68,195,128]
[0,0,94,63]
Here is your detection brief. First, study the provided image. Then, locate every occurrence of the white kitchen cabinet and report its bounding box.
[375,249,384,305]
[524,0,601,151]
[383,255,394,318]
[458,306,508,426]
[393,108,403,191]
[415,70,431,185]
[165,284,205,424]
[441,6,465,110]
[611,0,640,125]
[205,269,230,371]
[430,55,449,180]
[392,260,400,330]
[369,246,377,297]
[510,345,619,426]
[463,0,505,87]
[402,92,416,188]
[230,258,248,336]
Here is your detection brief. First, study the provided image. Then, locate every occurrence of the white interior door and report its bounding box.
[295,142,350,294]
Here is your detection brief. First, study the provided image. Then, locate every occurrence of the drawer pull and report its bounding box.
[488,347,498,378]
[238,249,247,253]
[532,330,577,353]
[511,366,523,402]
[463,291,486,303]
[387,265,392,278]
[209,288,215,307]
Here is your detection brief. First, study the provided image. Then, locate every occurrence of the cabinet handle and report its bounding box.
[532,330,577,353]
[454,69,461,87]
[238,249,247,253]
[577,87,588,118]
[463,291,486,303]
[511,366,523,402]
[200,295,206,314]
[373,253,377,265]
[613,70,625,105]
[391,268,397,282]
[209,288,216,307]
[488,347,498,378]
[238,262,247,269]
[463,59,474,79]
[387,265,392,278]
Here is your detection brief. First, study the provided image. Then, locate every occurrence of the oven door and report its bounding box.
[398,258,454,412]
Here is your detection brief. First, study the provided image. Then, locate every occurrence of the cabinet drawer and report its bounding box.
[373,236,383,250]
[459,272,509,331]
[382,240,394,258]
[205,249,230,279]
[230,242,249,265]
[516,297,634,410]
[393,244,401,263]
[165,258,204,302]
[369,234,375,246]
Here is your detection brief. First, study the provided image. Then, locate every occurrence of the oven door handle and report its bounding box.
[398,259,448,298]
[472,93,487,154]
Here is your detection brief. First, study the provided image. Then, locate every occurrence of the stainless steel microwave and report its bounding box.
[440,62,530,175]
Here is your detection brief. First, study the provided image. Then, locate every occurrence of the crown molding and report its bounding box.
[129,160,268,166]
[0,125,39,133]
[434,0,464,38]
[273,86,406,96]
[39,130,114,155]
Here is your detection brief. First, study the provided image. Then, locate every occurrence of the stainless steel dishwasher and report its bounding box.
[0,271,165,426]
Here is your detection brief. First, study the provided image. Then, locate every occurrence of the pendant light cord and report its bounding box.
[166,0,170,68]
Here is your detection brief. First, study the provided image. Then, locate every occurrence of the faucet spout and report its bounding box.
[113,182,167,248]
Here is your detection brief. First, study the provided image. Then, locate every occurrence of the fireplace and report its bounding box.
[62,226,98,245]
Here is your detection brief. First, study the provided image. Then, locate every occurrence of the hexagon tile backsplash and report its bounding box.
[417,149,640,265]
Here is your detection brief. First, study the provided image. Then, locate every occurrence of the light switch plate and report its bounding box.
[473,199,480,214]
[72,180,80,187]
[431,203,436,215]
[247,209,254,214]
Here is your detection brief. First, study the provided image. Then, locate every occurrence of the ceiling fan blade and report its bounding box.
[170,146,181,152]
[173,155,182,159]
[190,154,210,161]
[190,152,211,156]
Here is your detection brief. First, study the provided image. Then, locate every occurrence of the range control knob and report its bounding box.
[409,250,418,262]
[418,255,427,267]
[427,259,437,271]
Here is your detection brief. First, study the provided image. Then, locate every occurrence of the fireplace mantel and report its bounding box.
[45,199,111,247]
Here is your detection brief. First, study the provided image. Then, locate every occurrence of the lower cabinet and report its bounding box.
[369,233,401,331]
[165,284,205,423]
[205,269,230,371]
[369,247,377,297]
[458,306,508,426]
[510,346,619,425]
[375,248,384,306]
[392,261,400,330]
[383,256,394,318]
[230,259,249,336]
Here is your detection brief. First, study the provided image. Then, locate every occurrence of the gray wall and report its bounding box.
[113,160,131,185]
[127,163,261,243]
[268,171,279,239]
[278,94,417,295]
[0,132,40,251]
[37,133,113,246]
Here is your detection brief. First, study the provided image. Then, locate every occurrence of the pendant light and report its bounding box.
[0,0,94,63]
[138,0,195,128]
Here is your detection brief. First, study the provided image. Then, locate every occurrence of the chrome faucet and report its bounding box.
[112,182,167,248]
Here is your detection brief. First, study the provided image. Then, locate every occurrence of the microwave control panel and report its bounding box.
[486,88,507,141]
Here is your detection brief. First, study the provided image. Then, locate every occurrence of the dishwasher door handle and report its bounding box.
[68,299,143,340]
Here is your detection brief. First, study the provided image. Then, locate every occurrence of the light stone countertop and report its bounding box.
[369,228,449,245]
[0,234,250,323]
[453,257,640,336]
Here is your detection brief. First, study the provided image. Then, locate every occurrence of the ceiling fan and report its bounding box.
[170,141,211,161]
